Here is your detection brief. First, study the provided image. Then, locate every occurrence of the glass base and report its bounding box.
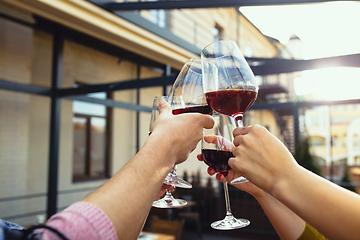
[211,216,250,230]
[230,176,249,184]
[152,194,187,208]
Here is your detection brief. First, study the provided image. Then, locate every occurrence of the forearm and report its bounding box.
[256,193,305,240]
[83,136,174,240]
[273,166,360,240]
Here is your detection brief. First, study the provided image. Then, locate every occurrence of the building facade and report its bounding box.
[305,104,360,183]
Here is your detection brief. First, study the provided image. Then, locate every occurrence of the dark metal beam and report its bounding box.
[163,65,171,95]
[0,79,152,112]
[0,79,52,96]
[136,65,141,153]
[57,75,177,97]
[248,54,360,76]
[3,54,359,98]
[56,54,360,97]
[293,107,300,147]
[101,0,345,11]
[47,26,63,219]
[0,12,34,27]
[3,54,359,99]
[65,96,152,112]
[251,98,360,111]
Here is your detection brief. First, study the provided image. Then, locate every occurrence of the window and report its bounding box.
[149,0,167,29]
[72,91,111,181]
[331,135,338,147]
[354,134,359,147]
[311,136,325,147]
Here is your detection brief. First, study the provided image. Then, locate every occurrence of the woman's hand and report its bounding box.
[198,134,234,181]
[229,125,299,195]
[197,153,266,200]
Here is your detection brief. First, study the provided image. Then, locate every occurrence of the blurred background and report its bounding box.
[1,0,359,239]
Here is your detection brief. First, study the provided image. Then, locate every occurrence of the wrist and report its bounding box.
[271,164,304,200]
[253,189,273,203]
[143,133,176,171]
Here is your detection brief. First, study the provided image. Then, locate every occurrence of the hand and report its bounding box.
[151,101,214,165]
[198,134,243,183]
[197,153,222,180]
[197,153,266,200]
[197,135,234,181]
[203,135,234,151]
[228,125,299,195]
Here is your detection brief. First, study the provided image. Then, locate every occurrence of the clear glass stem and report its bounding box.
[210,179,251,230]
[164,189,172,199]
[171,165,177,175]
[230,115,249,184]
[235,115,244,128]
[223,180,233,217]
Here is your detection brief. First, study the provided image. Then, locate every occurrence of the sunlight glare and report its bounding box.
[297,67,360,101]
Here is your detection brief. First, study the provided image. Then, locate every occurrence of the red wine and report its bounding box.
[202,149,233,176]
[205,89,257,120]
[172,105,213,115]
[149,105,211,135]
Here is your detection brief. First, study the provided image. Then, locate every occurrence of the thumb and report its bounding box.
[159,100,172,115]
[202,115,215,129]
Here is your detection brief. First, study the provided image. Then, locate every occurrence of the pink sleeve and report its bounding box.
[41,201,118,240]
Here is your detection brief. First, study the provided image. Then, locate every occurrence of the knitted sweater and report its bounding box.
[41,201,117,240]
[298,223,327,240]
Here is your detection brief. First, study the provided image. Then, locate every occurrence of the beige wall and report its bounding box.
[0,16,33,225]
[0,15,167,225]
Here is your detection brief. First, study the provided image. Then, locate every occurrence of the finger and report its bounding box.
[216,173,225,182]
[155,185,168,200]
[207,167,216,176]
[202,115,215,129]
[233,126,251,137]
[204,135,218,144]
[228,157,243,175]
[166,185,175,192]
[158,100,171,115]
[233,134,245,147]
[197,153,203,161]
[204,135,234,150]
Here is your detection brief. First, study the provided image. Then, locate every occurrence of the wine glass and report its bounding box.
[201,40,258,184]
[168,58,212,115]
[202,113,250,230]
[150,96,191,208]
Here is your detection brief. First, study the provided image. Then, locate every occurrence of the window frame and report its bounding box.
[72,93,112,182]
